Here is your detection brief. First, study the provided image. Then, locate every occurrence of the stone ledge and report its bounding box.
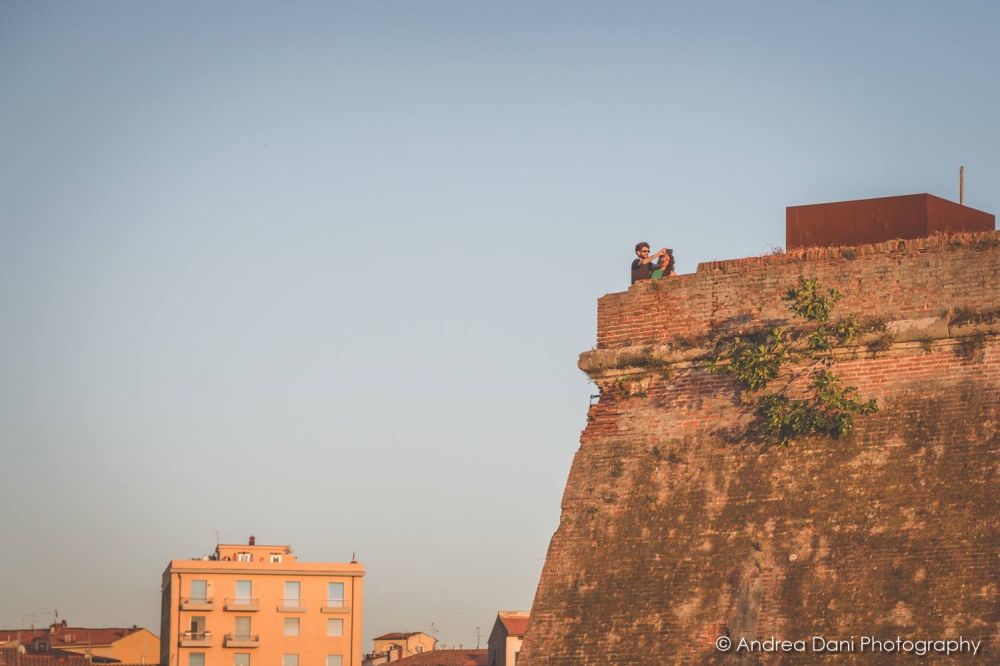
[579,317,1000,380]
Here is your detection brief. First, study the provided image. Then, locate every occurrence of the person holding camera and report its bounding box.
[630,242,675,284]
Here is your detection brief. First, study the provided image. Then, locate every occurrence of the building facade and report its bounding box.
[161,540,363,666]
[486,613,527,666]
[368,633,435,663]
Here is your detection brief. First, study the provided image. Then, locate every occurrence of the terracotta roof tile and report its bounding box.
[393,649,487,666]
[497,612,530,637]
[0,626,145,649]
[373,632,426,641]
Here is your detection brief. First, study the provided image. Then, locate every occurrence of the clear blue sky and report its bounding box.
[1,0,997,649]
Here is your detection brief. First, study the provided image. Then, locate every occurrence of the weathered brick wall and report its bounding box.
[520,233,1000,664]
[596,234,1000,350]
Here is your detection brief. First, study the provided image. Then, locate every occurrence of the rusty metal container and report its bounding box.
[786,193,994,249]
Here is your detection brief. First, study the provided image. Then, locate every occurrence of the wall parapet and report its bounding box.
[596,230,1000,350]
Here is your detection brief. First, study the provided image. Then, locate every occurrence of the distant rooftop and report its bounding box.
[373,632,434,641]
[0,621,151,649]
[165,536,363,574]
[496,611,530,637]
[213,539,297,563]
[391,649,487,666]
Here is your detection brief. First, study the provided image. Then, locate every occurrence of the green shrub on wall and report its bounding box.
[709,278,878,445]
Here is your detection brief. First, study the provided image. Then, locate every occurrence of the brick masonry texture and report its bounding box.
[519,232,1000,665]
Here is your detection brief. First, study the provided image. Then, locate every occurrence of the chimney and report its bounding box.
[248,536,256,546]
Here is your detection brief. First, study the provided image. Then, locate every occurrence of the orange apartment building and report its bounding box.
[160,539,363,666]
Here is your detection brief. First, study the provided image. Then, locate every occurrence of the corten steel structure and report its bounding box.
[519,203,1000,664]
[160,540,363,666]
[786,193,994,249]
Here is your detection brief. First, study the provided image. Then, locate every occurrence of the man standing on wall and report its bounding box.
[631,242,675,284]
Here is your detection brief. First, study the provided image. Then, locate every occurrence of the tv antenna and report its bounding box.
[960,165,965,205]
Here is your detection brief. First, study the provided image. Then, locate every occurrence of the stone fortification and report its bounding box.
[519,232,1000,664]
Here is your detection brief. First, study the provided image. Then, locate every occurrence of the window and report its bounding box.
[189,616,206,638]
[327,582,344,607]
[236,552,252,562]
[326,619,343,637]
[189,654,205,666]
[283,618,300,637]
[234,655,250,666]
[235,617,252,640]
[270,553,283,563]
[283,581,301,606]
[235,580,252,601]
[190,580,208,602]
[326,656,342,666]
[282,655,298,666]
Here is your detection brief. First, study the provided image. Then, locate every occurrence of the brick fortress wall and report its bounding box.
[519,232,1000,664]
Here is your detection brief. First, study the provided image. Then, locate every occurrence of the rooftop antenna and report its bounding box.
[960,165,965,205]
[474,625,482,649]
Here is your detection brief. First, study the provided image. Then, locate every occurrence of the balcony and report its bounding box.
[320,598,350,614]
[180,597,215,611]
[179,631,213,648]
[224,597,260,612]
[277,598,305,612]
[224,633,260,648]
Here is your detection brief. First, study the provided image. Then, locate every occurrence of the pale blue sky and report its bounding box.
[1,0,998,649]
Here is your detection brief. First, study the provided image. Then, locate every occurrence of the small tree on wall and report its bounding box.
[709,278,878,446]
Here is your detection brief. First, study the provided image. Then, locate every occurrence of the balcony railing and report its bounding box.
[180,597,215,611]
[224,633,260,648]
[277,598,305,612]
[224,597,260,611]
[179,631,213,647]
[320,598,350,613]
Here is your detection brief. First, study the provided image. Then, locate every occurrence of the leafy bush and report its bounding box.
[710,278,878,446]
